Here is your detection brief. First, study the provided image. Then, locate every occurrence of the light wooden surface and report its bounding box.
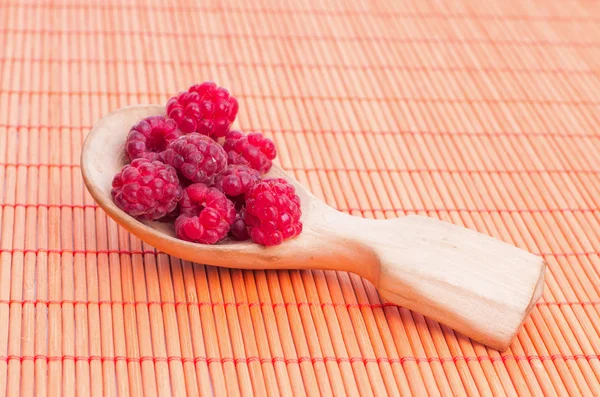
[81,105,546,351]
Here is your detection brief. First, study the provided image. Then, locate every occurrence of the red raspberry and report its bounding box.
[158,207,180,223]
[223,131,277,174]
[161,133,227,185]
[244,178,302,246]
[166,81,239,138]
[125,116,181,162]
[175,183,236,244]
[214,165,261,199]
[111,158,182,221]
[229,208,249,241]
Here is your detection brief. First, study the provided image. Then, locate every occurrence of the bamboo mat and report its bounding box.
[1,0,600,396]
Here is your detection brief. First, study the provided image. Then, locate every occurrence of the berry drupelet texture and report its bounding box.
[175,183,236,244]
[161,133,227,185]
[111,158,182,221]
[214,164,261,199]
[244,178,302,246]
[229,208,250,241]
[166,81,239,138]
[213,165,261,241]
[223,130,277,174]
[125,116,181,162]
[158,207,180,223]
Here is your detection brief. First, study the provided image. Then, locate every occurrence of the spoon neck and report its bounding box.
[306,209,382,284]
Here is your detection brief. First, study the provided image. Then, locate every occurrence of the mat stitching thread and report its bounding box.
[2,3,600,22]
[5,162,600,175]
[2,59,599,76]
[3,29,600,48]
[1,202,599,215]
[1,124,598,139]
[0,248,596,258]
[2,90,600,106]
[1,354,598,364]
[0,299,596,308]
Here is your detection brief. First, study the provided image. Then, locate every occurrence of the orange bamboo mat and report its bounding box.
[1,0,600,396]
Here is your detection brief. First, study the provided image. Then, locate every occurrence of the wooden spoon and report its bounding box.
[81,104,546,351]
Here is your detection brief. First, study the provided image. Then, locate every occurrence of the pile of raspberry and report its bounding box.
[110,81,302,246]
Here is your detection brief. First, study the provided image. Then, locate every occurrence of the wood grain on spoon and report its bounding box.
[81,105,546,351]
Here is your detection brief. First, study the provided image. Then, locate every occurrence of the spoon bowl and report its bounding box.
[80,105,345,270]
[81,105,546,351]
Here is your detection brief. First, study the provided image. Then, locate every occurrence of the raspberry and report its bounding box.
[166,81,239,138]
[223,131,277,174]
[158,207,180,223]
[175,183,236,244]
[111,158,182,221]
[244,178,302,246]
[161,133,227,185]
[229,208,249,241]
[213,165,262,241]
[214,164,261,199]
[125,116,181,162]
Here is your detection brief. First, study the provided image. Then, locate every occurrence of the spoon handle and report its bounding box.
[334,214,546,351]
